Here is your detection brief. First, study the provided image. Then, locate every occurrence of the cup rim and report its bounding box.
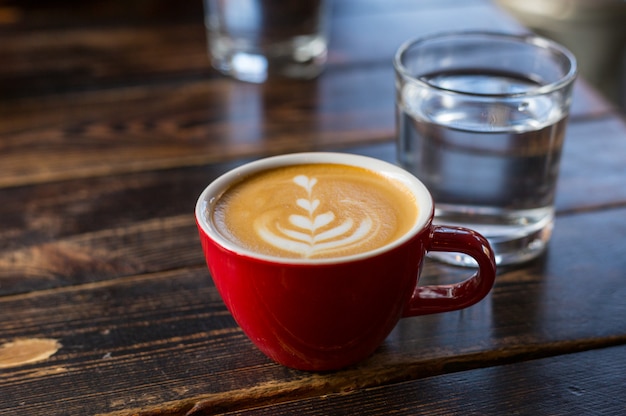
[195,152,434,265]
[393,30,578,98]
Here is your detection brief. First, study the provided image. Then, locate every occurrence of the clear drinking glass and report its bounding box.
[394,31,577,266]
[204,0,331,83]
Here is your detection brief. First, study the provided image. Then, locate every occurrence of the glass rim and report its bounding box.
[393,30,578,98]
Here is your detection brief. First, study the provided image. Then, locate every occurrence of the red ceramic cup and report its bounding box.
[195,153,496,371]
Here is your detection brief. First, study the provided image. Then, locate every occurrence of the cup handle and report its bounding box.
[402,225,496,317]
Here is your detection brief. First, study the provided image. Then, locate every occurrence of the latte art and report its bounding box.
[255,174,380,257]
[213,164,418,259]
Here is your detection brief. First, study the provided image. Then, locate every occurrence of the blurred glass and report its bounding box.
[204,0,331,83]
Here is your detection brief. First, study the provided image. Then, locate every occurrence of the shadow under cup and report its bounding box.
[195,153,496,371]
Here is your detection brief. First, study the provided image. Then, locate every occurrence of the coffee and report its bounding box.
[213,163,418,259]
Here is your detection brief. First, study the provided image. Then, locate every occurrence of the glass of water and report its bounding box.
[394,31,577,266]
[204,0,331,83]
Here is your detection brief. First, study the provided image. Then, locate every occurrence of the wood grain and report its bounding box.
[0,1,516,100]
[0,0,614,189]
[0,75,614,190]
[216,344,626,416]
[2,110,624,296]
[1,207,625,415]
[1,1,625,415]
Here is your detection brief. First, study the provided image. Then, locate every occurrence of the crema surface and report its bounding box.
[213,164,418,259]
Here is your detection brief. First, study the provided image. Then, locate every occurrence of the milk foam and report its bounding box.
[254,174,378,257]
[213,164,418,259]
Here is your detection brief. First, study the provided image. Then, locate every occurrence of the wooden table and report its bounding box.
[1,1,625,415]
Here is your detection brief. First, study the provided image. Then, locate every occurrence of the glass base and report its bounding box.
[429,205,554,267]
[209,34,327,83]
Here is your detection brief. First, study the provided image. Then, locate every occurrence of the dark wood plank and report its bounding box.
[0,0,203,28]
[4,0,611,114]
[0,115,619,293]
[4,0,457,31]
[1,112,625,296]
[556,116,626,212]
[0,70,613,190]
[0,70,396,188]
[9,0,610,116]
[1,207,625,415]
[217,344,626,416]
[0,23,213,99]
[1,2,624,416]
[0,1,516,100]
[0,161,242,295]
[0,0,614,189]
